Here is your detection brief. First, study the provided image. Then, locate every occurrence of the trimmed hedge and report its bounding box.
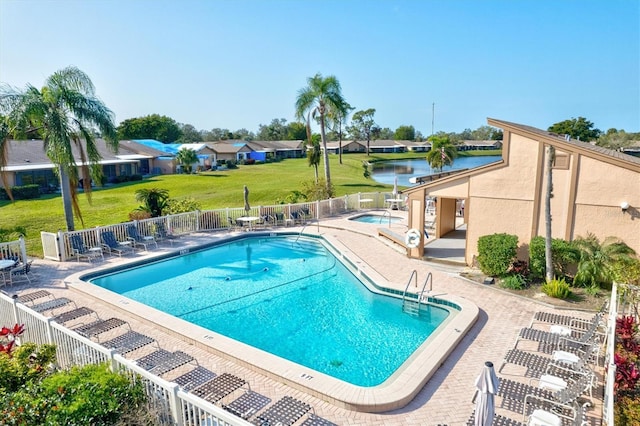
[477,233,518,276]
[529,236,579,279]
[0,184,41,200]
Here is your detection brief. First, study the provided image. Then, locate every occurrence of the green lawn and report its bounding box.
[0,151,500,256]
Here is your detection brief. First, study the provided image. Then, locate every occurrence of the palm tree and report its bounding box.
[425,135,457,171]
[544,145,555,282]
[307,137,321,183]
[295,73,347,196]
[135,188,169,217]
[573,233,637,289]
[328,101,353,165]
[0,67,117,231]
[176,147,198,173]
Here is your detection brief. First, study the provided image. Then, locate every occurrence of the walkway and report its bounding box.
[3,216,602,425]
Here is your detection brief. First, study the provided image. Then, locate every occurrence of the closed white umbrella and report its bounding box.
[474,361,499,426]
[392,176,398,197]
[243,185,250,212]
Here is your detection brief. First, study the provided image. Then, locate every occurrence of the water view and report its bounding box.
[371,156,502,187]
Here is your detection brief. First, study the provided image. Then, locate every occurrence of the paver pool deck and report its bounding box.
[6,212,603,425]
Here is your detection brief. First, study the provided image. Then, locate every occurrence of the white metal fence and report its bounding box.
[41,192,395,262]
[602,283,618,425]
[0,291,253,426]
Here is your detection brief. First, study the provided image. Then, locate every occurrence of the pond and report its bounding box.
[371,156,502,187]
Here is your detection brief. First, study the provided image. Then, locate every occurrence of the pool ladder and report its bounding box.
[401,270,433,316]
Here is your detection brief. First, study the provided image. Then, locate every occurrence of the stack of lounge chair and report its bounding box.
[467,306,605,426]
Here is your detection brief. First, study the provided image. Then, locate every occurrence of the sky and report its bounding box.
[1,0,638,135]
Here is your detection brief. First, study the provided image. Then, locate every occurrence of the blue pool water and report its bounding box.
[350,214,403,224]
[89,236,449,386]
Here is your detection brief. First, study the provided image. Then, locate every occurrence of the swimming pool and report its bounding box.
[72,232,478,412]
[88,236,448,386]
[349,214,403,224]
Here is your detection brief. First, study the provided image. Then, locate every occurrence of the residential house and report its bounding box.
[1,139,167,192]
[401,119,640,264]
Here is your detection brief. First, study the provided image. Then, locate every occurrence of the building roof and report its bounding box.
[1,139,142,172]
[488,118,640,169]
[403,118,640,195]
[205,141,253,154]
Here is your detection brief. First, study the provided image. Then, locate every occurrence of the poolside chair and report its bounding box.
[134,349,196,375]
[101,230,134,257]
[192,373,247,404]
[73,317,129,339]
[127,224,158,251]
[499,342,599,377]
[17,289,52,304]
[51,307,98,325]
[31,296,74,314]
[530,303,608,330]
[514,314,602,354]
[100,331,157,355]
[155,222,178,245]
[173,366,216,391]
[69,234,103,263]
[223,390,271,420]
[227,217,242,232]
[251,396,311,426]
[7,259,34,285]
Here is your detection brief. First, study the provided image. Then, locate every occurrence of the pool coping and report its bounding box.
[65,231,479,413]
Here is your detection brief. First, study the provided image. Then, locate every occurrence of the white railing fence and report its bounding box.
[41,192,395,261]
[602,283,619,425]
[0,291,253,426]
[0,236,27,264]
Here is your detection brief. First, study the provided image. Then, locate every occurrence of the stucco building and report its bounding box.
[402,119,640,265]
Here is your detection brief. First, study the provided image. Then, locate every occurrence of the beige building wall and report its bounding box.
[403,119,640,266]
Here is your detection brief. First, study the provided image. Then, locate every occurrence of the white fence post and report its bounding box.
[168,383,184,426]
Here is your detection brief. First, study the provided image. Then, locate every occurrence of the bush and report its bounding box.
[500,274,527,290]
[244,158,256,165]
[163,197,201,215]
[529,236,579,280]
[541,277,572,299]
[226,160,238,169]
[1,363,145,425]
[130,174,143,181]
[477,233,518,276]
[128,210,152,221]
[0,184,41,200]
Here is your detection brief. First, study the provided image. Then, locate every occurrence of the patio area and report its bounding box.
[2,216,604,425]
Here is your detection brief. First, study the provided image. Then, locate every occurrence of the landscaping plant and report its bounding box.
[476,233,518,277]
[541,277,572,299]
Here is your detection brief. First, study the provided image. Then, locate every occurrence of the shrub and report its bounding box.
[163,197,201,215]
[130,174,143,181]
[573,233,637,289]
[0,184,41,200]
[500,274,527,290]
[1,363,145,426]
[226,160,238,169]
[529,236,579,280]
[476,233,518,276]
[541,277,572,299]
[244,158,256,165]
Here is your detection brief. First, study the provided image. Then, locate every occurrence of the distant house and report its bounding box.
[247,140,306,161]
[1,139,167,192]
[325,139,409,154]
[206,141,254,162]
[457,140,503,151]
[131,140,217,172]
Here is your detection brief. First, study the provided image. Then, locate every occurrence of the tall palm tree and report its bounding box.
[544,145,555,281]
[0,67,117,231]
[328,100,353,165]
[425,135,457,171]
[295,73,347,195]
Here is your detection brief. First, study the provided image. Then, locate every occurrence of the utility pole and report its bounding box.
[431,102,435,136]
